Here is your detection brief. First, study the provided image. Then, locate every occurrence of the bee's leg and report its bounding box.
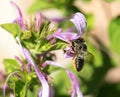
[71,41,75,52]
[73,57,77,71]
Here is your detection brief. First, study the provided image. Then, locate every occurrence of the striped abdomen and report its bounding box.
[74,57,84,72]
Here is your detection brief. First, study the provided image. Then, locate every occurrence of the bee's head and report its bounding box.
[74,38,85,44]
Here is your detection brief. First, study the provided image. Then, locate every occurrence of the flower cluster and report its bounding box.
[2,1,87,97]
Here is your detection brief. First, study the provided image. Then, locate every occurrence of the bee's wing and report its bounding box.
[85,52,94,64]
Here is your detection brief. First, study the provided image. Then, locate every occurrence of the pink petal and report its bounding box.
[47,28,62,40]
[70,12,87,37]
[54,32,77,43]
[66,70,83,97]
[10,1,23,28]
[64,47,75,58]
[36,12,42,32]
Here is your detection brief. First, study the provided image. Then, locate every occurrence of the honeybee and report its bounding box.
[71,37,87,72]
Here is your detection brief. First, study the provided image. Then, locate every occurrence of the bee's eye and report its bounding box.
[82,44,87,51]
[79,46,82,49]
[75,39,80,43]
[74,38,84,43]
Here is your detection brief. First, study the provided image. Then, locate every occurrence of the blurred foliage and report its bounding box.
[109,16,120,54]
[104,0,116,2]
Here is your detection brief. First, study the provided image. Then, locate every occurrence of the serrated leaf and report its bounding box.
[28,0,54,13]
[109,16,120,54]
[3,59,20,74]
[0,23,20,37]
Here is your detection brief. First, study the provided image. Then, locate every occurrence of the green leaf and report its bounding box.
[53,70,70,96]
[27,90,34,97]
[87,41,103,67]
[104,0,115,3]
[97,83,120,97]
[0,23,21,37]
[3,59,20,74]
[20,83,28,97]
[86,14,94,32]
[21,31,32,40]
[83,0,92,2]
[28,0,54,13]
[48,42,67,51]
[14,80,25,97]
[10,72,36,97]
[109,16,120,54]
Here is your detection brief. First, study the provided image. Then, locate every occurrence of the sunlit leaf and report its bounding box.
[27,90,33,97]
[0,23,20,37]
[109,16,120,54]
[4,59,20,74]
[104,0,115,3]
[48,42,67,51]
[21,31,32,40]
[83,0,92,2]
[28,0,54,13]
[86,14,94,32]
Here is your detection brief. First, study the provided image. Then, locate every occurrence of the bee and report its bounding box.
[71,37,87,72]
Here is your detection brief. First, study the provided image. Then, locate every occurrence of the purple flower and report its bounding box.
[66,70,83,97]
[51,17,66,23]
[10,1,24,29]
[70,12,87,37]
[63,47,75,58]
[47,12,87,58]
[16,37,51,97]
[49,12,86,43]
[10,1,42,32]
[35,13,42,32]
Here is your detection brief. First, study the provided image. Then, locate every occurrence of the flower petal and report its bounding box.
[64,47,75,58]
[10,1,23,28]
[36,12,42,32]
[10,1,23,18]
[66,70,83,97]
[10,93,14,97]
[47,28,62,40]
[54,32,77,43]
[70,12,86,37]
[51,17,65,23]
[34,65,50,97]
[16,37,50,97]
[45,60,64,68]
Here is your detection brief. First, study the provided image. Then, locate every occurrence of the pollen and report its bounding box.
[73,57,77,71]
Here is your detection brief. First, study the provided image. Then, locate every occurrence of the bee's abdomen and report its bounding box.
[74,57,84,72]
